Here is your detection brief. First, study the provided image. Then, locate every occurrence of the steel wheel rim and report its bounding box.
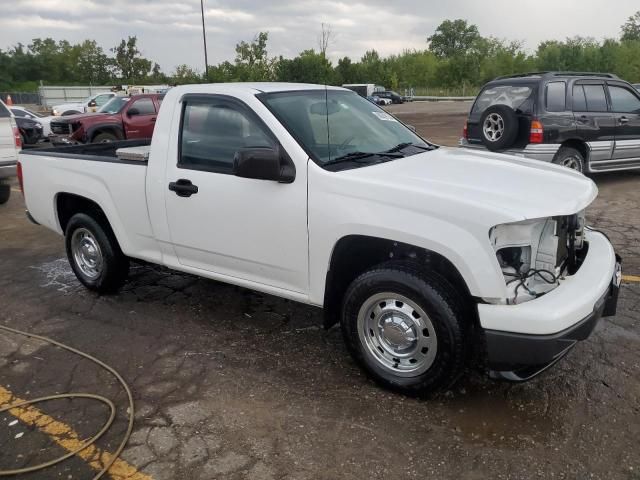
[71,228,103,280]
[483,113,505,142]
[357,293,437,377]
[561,156,581,171]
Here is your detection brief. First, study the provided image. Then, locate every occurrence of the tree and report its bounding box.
[318,23,333,59]
[621,11,640,41]
[74,40,112,84]
[233,32,275,81]
[275,50,334,84]
[428,19,481,58]
[171,64,202,85]
[111,36,152,82]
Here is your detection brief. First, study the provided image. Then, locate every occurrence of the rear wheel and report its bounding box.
[65,213,129,293]
[553,147,585,173]
[341,262,467,395]
[0,184,10,205]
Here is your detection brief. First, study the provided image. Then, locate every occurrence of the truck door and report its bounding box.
[572,81,616,170]
[607,82,640,166]
[163,94,309,294]
[123,98,157,139]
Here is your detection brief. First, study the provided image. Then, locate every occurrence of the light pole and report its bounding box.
[200,0,209,79]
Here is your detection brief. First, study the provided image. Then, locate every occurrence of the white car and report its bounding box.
[51,92,116,116]
[10,106,54,137]
[18,83,621,394]
[0,99,19,204]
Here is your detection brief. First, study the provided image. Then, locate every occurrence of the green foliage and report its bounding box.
[428,19,481,59]
[111,36,152,83]
[621,11,640,41]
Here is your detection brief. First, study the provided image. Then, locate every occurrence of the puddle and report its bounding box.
[29,258,81,294]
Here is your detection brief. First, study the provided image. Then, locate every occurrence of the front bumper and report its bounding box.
[478,230,620,381]
[459,139,561,162]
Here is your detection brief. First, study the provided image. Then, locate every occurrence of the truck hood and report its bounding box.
[336,146,597,223]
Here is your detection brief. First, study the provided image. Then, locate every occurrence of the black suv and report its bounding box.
[461,72,640,173]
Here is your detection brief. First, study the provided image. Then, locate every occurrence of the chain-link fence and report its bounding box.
[0,92,41,105]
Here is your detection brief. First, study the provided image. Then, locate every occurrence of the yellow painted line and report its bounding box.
[0,385,151,480]
[623,275,640,283]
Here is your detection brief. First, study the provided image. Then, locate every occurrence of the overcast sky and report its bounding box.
[0,0,638,73]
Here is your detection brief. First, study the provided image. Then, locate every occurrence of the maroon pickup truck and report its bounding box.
[49,94,163,144]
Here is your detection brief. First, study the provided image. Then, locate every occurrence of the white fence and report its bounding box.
[38,86,114,108]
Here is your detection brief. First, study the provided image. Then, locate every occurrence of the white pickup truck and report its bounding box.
[18,83,621,394]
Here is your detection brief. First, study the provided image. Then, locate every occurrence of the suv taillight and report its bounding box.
[463,121,468,140]
[17,161,24,194]
[13,126,21,149]
[529,119,544,144]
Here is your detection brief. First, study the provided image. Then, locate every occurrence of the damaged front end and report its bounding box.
[488,212,586,305]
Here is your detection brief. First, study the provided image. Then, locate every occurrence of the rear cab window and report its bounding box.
[471,84,535,115]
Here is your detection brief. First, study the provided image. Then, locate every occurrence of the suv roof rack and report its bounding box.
[495,71,619,81]
[495,72,549,80]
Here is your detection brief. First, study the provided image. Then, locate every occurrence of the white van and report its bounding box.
[0,99,19,204]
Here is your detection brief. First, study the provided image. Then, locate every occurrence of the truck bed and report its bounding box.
[19,139,151,164]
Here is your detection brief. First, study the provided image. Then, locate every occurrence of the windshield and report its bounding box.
[260,90,430,168]
[99,96,130,114]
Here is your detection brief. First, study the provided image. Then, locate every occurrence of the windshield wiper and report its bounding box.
[323,151,404,166]
[384,142,435,153]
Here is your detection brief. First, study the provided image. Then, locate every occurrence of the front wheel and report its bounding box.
[341,262,467,395]
[65,213,129,293]
[92,132,118,143]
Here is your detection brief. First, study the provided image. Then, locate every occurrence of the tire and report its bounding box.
[65,213,129,293]
[0,184,10,205]
[552,146,585,173]
[92,132,118,143]
[479,105,519,151]
[341,262,467,396]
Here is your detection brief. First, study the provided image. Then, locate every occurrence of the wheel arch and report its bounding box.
[557,139,589,162]
[322,235,477,329]
[55,193,122,252]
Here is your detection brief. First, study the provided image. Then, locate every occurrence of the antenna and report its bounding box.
[200,0,209,79]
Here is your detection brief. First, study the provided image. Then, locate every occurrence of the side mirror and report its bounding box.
[127,108,140,117]
[88,100,97,107]
[233,147,295,183]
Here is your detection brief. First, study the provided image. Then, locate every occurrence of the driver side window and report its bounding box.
[179,98,274,174]
[608,85,640,113]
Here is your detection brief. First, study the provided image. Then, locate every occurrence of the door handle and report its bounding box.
[151,117,156,123]
[168,179,199,197]
[619,116,629,124]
